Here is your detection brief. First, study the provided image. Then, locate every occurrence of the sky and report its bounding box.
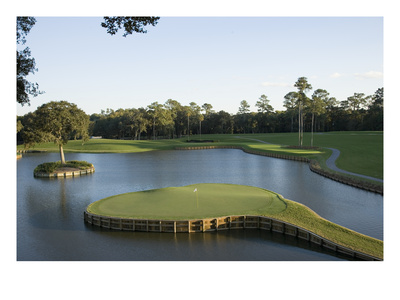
[16,15,383,116]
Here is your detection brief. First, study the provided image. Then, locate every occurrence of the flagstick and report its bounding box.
[194,188,198,209]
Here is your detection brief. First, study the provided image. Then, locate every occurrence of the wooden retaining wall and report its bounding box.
[175,146,383,194]
[18,150,47,153]
[176,145,309,162]
[83,211,382,261]
[308,161,383,194]
[34,166,95,178]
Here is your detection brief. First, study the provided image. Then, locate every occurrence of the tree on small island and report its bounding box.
[22,100,90,164]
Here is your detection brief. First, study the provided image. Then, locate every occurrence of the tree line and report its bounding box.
[17,78,383,148]
[86,81,383,143]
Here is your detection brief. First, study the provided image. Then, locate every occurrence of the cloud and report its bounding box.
[354,71,383,79]
[330,72,344,78]
[261,81,291,87]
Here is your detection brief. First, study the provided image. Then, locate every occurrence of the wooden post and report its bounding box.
[216,218,218,231]
[174,221,176,233]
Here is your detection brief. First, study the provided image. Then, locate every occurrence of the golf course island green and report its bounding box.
[87,183,286,220]
[85,183,383,260]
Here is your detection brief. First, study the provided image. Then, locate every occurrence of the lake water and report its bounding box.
[17,149,383,260]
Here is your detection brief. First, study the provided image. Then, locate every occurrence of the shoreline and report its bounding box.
[84,211,381,261]
[34,165,95,178]
[175,145,383,194]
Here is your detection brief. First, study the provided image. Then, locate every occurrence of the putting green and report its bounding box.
[87,183,287,220]
[86,183,383,259]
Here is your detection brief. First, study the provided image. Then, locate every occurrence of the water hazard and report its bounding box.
[17,149,383,260]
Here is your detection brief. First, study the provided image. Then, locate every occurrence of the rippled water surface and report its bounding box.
[17,150,383,260]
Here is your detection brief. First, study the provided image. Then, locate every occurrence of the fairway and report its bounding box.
[254,131,383,179]
[87,183,287,220]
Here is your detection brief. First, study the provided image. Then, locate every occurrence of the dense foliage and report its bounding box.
[17,17,44,106]
[85,87,383,140]
[101,16,160,37]
[21,101,90,163]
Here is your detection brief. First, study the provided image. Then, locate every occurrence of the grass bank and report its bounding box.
[87,183,383,259]
[252,131,383,180]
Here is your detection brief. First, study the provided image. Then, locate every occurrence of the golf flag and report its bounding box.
[194,188,198,208]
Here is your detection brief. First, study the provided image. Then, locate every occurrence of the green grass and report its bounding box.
[87,183,287,220]
[34,160,93,173]
[18,131,383,181]
[87,183,383,259]
[271,199,383,259]
[254,131,383,179]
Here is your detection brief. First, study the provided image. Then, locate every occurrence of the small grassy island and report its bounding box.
[34,160,95,178]
[85,183,383,260]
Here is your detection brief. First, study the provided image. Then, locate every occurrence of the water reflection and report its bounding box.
[17,150,383,261]
[81,226,353,261]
